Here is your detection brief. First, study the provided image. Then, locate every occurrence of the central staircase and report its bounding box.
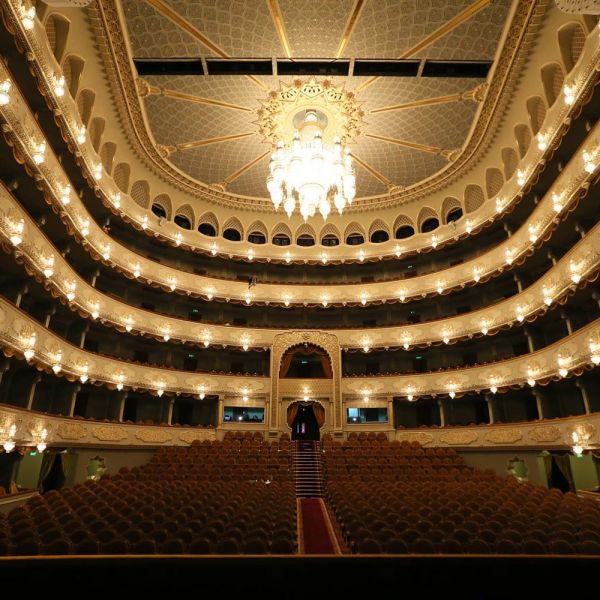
[291,440,324,498]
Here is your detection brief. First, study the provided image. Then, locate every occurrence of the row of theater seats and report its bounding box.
[0,439,297,555]
[324,440,600,555]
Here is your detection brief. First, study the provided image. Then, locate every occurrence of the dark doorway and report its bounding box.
[291,404,321,441]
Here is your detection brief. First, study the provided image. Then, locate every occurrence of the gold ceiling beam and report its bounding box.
[370,92,464,113]
[267,0,293,59]
[335,0,367,58]
[176,131,255,151]
[144,0,267,90]
[350,152,393,189]
[219,150,271,188]
[160,89,253,112]
[355,0,492,93]
[366,133,447,156]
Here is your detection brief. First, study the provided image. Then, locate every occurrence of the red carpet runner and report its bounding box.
[298,498,341,554]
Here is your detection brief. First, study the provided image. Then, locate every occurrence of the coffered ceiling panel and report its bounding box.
[122,0,514,203]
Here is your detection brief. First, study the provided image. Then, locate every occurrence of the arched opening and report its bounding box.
[248,231,266,244]
[346,233,364,245]
[174,214,192,230]
[420,218,439,233]
[446,207,463,223]
[273,233,290,246]
[280,345,332,379]
[151,203,167,219]
[395,225,415,239]
[321,234,339,247]
[198,222,216,237]
[297,234,315,247]
[223,228,242,241]
[287,401,325,441]
[370,230,389,243]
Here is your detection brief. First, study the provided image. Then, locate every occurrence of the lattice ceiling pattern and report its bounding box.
[122,0,513,200]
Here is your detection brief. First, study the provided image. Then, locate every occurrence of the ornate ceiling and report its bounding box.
[121,0,513,199]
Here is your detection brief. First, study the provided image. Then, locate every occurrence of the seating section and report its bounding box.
[0,434,296,555]
[323,436,600,555]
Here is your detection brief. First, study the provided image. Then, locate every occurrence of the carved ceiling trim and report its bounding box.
[87,0,544,212]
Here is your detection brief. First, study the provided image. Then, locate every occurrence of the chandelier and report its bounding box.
[267,110,356,221]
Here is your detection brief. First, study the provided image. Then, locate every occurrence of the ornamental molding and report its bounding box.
[256,79,364,145]
[92,425,128,442]
[56,422,87,440]
[528,425,563,442]
[439,430,479,445]
[178,429,217,444]
[86,0,544,211]
[134,429,172,443]
[395,431,434,445]
[484,428,523,444]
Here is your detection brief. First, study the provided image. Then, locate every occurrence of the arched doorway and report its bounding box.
[287,402,325,441]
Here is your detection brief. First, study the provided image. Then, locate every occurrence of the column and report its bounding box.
[513,273,523,293]
[523,327,535,353]
[118,393,127,422]
[575,379,591,415]
[503,223,512,239]
[44,307,56,328]
[68,384,81,417]
[574,222,586,239]
[560,310,573,335]
[26,374,42,410]
[15,285,28,308]
[167,398,175,425]
[89,268,101,288]
[533,389,544,420]
[547,250,557,267]
[218,396,225,427]
[485,393,495,424]
[79,322,90,348]
[386,395,394,431]
[437,398,445,427]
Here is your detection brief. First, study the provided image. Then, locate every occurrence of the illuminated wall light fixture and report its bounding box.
[20,4,36,30]
[398,290,406,302]
[52,354,62,374]
[557,356,569,378]
[552,192,563,213]
[157,385,165,397]
[582,151,597,174]
[526,367,536,387]
[116,374,125,391]
[93,164,102,181]
[536,132,548,151]
[112,192,121,209]
[90,302,100,320]
[362,339,370,353]
[465,220,472,234]
[589,341,600,365]
[563,84,575,106]
[358,250,365,262]
[360,294,367,306]
[211,243,218,256]
[489,378,498,394]
[283,295,290,307]
[472,267,481,283]
[60,184,71,206]
[133,264,141,278]
[516,170,526,187]
[284,251,291,264]
[76,125,86,144]
[0,79,11,105]
[198,385,206,400]
[174,232,182,247]
[516,307,525,323]
[23,333,36,361]
[321,296,329,307]
[168,277,177,292]
[102,244,111,261]
[33,141,46,165]
[569,260,581,284]
[206,288,214,301]
[124,316,133,332]
[528,225,538,243]
[442,331,450,345]
[448,385,456,399]
[406,390,415,402]
[79,365,89,384]
[495,197,504,214]
[542,286,553,306]
[505,249,514,265]
[395,246,402,258]
[247,248,254,261]
[245,292,252,305]
[402,336,410,351]
[241,336,250,351]
[362,393,370,403]
[42,255,54,278]
[80,218,90,237]
[431,234,438,249]
[436,281,444,295]
[480,320,489,336]
[162,329,171,342]
[321,252,328,264]
[141,215,148,230]
[203,335,211,348]
[66,281,76,302]
[9,218,24,246]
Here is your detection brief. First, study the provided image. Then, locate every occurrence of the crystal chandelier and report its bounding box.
[267,110,356,221]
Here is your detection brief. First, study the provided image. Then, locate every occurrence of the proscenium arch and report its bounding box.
[270,331,341,434]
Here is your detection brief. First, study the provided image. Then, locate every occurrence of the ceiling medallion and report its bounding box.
[257,79,364,221]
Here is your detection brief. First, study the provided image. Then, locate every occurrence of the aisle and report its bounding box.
[297,498,341,554]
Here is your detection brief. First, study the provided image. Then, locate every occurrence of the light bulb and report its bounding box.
[480,322,489,336]
[245,293,252,305]
[570,261,581,284]
[102,245,111,261]
[80,219,90,236]
[283,296,290,307]
[552,192,563,213]
[157,387,164,397]
[93,164,102,180]
[169,278,177,292]
[211,243,218,256]
[42,256,54,278]
[141,215,148,230]
[21,5,35,30]
[175,232,182,246]
[465,220,472,234]
[398,290,406,302]
[360,295,367,306]
[36,442,47,453]
[285,252,291,264]
[436,282,444,295]
[133,264,141,278]
[473,268,481,283]
[516,170,526,186]
[358,250,365,262]
[163,332,170,342]
[0,79,11,106]
[124,318,133,332]
[3,440,15,453]
[495,198,504,213]
[505,249,513,265]
[206,289,214,301]
[247,249,254,261]
[528,225,538,243]
[563,84,575,106]
[76,125,86,144]
[449,390,456,399]
[60,185,71,206]
[33,141,46,165]
[321,252,328,264]
[431,234,438,249]
[536,133,548,151]
[80,367,89,384]
[112,193,121,209]
[198,386,206,400]
[442,332,450,345]
[66,282,76,302]
[321,297,328,307]
[52,363,62,374]
[583,151,596,174]
[24,348,35,361]
[407,393,414,402]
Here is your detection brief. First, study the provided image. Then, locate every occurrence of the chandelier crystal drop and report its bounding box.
[267,110,356,221]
